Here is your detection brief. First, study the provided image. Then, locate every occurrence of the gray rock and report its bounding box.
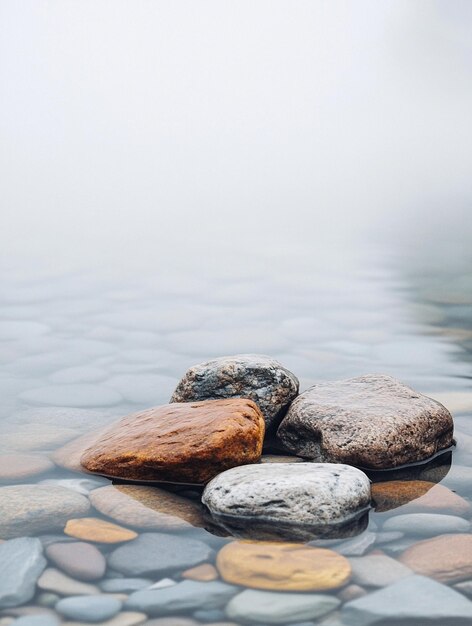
[170,354,299,429]
[0,485,90,539]
[99,579,153,593]
[37,568,99,596]
[0,538,47,608]
[45,542,106,581]
[125,581,237,615]
[348,554,413,587]
[374,531,404,544]
[383,513,470,536]
[225,589,340,624]
[12,617,59,626]
[454,580,472,597]
[335,532,376,556]
[107,533,213,577]
[342,575,472,625]
[192,609,226,622]
[202,463,371,537]
[277,375,453,469]
[55,595,122,622]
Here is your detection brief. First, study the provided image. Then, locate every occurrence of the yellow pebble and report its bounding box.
[64,517,137,543]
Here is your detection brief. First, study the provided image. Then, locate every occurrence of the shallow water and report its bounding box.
[1,243,472,626]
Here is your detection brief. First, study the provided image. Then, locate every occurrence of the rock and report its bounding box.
[170,355,299,430]
[64,519,137,543]
[51,428,110,473]
[99,580,152,594]
[374,531,404,545]
[202,463,371,539]
[383,513,470,536]
[107,533,213,577]
[81,399,265,484]
[260,454,304,463]
[225,589,340,624]
[146,579,176,590]
[0,485,90,539]
[216,540,351,591]
[45,542,106,581]
[12,617,59,626]
[38,478,107,495]
[0,454,54,483]
[335,532,377,556]
[60,613,146,626]
[277,375,453,469]
[55,596,122,623]
[454,580,472,597]
[192,609,226,622]
[36,593,60,608]
[348,554,413,587]
[338,584,367,602]
[125,581,237,615]
[342,575,472,625]
[371,480,471,514]
[181,564,218,582]
[89,485,205,531]
[399,534,472,583]
[37,569,99,596]
[140,620,197,626]
[0,538,47,608]
[0,424,79,454]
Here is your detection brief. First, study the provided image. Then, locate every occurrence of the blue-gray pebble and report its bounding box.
[55,595,122,623]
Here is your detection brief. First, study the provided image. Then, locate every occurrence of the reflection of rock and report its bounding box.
[81,399,265,484]
[372,480,471,514]
[170,354,299,430]
[399,534,472,583]
[277,375,453,469]
[90,485,206,531]
[216,541,351,591]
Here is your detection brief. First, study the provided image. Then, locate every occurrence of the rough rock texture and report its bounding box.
[216,541,351,591]
[170,355,299,430]
[45,542,106,581]
[399,534,472,583]
[277,375,453,469]
[0,538,47,608]
[202,463,371,536]
[371,480,471,514]
[0,485,90,540]
[89,485,205,531]
[342,575,472,626]
[81,399,265,484]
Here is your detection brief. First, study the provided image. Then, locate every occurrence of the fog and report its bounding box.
[1,0,471,275]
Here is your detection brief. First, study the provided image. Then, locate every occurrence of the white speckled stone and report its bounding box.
[202,463,371,528]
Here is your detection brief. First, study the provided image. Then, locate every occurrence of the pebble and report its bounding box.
[338,584,367,602]
[454,580,472,597]
[342,575,472,625]
[55,596,122,623]
[146,579,176,590]
[89,485,205,531]
[139,619,198,626]
[12,617,59,626]
[192,609,226,622]
[181,564,218,582]
[0,485,90,539]
[99,580,152,594]
[0,454,54,482]
[170,354,299,429]
[125,581,237,615]
[399,533,472,583]
[0,538,47,608]
[19,385,122,408]
[36,594,60,608]
[51,427,110,473]
[383,513,470,536]
[216,541,351,591]
[45,542,106,581]
[371,480,471,514]
[374,531,404,545]
[277,375,453,469]
[0,424,79,453]
[348,554,413,587]
[335,532,376,556]
[260,454,305,463]
[64,519,137,543]
[225,589,340,624]
[108,533,213,577]
[37,569,99,596]
[38,478,107,495]
[60,613,147,626]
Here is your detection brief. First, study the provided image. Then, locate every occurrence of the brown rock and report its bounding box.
[45,541,106,581]
[181,563,218,581]
[89,485,205,530]
[216,540,351,591]
[399,534,472,583]
[81,399,265,484]
[0,454,54,482]
[64,518,137,543]
[372,480,471,514]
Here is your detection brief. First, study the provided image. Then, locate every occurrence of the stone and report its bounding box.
[454,580,472,597]
[38,478,107,495]
[0,425,79,454]
[51,427,110,473]
[0,538,47,608]
[383,513,470,536]
[99,580,152,594]
[202,463,371,539]
[125,581,237,615]
[216,541,351,591]
[277,375,453,469]
[0,485,90,540]
[371,480,471,514]
[225,589,340,624]
[64,519,137,543]
[36,593,60,608]
[181,564,218,582]
[192,609,225,622]
[45,542,106,581]
[140,620,197,626]
[338,584,367,602]
[342,575,472,625]
[81,399,265,484]
[146,579,176,590]
[335,532,376,556]
[108,533,213,577]
[348,554,413,587]
[89,485,205,531]
[37,569,99,595]
[12,617,59,626]
[55,596,122,623]
[170,354,299,430]
[0,454,54,482]
[61,613,147,626]
[399,534,472,583]
[260,454,304,463]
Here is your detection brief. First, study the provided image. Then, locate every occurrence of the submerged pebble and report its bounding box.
[0,538,47,608]
[55,596,122,623]
[45,542,106,582]
[383,513,470,536]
